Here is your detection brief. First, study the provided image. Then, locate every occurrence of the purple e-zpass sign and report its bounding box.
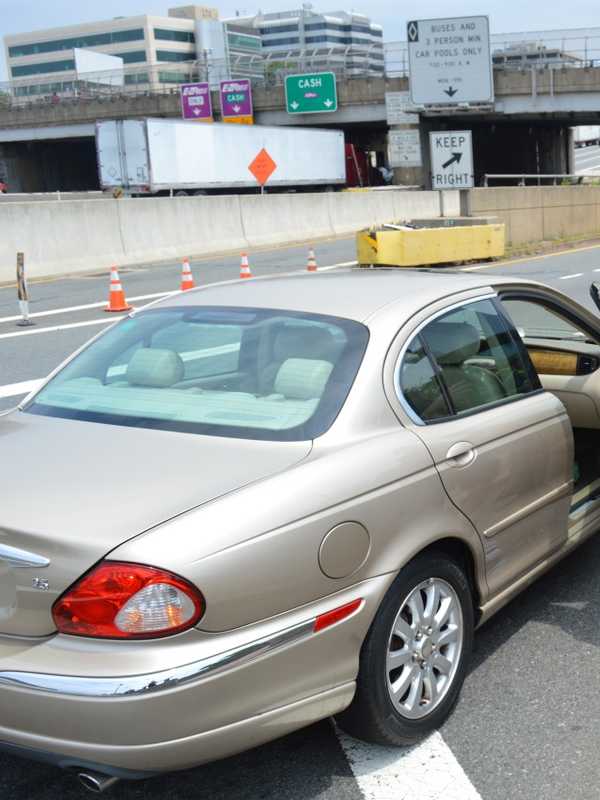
[220,79,253,121]
[180,82,212,121]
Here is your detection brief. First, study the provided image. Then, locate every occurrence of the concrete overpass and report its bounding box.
[4,67,600,191]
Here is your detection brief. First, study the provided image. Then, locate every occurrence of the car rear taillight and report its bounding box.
[52,561,204,639]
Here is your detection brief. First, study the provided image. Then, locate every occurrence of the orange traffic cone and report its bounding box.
[180,257,196,291]
[240,253,252,279]
[307,247,317,272]
[105,266,131,312]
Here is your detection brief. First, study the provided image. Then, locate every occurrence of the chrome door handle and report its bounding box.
[446,442,476,467]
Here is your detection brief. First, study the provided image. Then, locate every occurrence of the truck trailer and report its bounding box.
[573,126,600,148]
[96,118,348,195]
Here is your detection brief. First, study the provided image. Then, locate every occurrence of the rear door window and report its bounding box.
[398,298,540,422]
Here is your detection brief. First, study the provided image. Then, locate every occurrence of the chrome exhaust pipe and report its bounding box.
[77,771,120,793]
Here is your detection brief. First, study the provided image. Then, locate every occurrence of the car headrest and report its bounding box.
[126,348,184,388]
[423,322,481,365]
[274,358,333,400]
[273,326,338,362]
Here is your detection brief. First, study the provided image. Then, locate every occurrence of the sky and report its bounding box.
[1,0,600,81]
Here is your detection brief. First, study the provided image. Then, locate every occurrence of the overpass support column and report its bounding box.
[567,127,575,175]
[538,127,570,175]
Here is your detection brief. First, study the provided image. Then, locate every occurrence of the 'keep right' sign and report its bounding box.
[429,130,474,189]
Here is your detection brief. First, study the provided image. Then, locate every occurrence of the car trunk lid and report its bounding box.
[0,411,311,636]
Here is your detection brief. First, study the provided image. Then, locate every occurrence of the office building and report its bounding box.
[3,5,262,97]
[227,8,384,75]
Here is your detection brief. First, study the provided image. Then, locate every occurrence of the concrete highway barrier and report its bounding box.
[471,186,600,246]
[0,189,458,283]
[242,193,333,248]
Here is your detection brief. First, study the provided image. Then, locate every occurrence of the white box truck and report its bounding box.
[96,118,347,194]
[574,126,600,148]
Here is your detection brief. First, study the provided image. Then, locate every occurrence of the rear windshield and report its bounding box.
[25,306,369,441]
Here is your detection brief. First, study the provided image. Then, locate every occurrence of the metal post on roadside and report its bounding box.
[16,252,34,327]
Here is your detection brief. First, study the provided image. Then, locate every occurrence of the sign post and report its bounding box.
[180,82,213,121]
[407,16,493,106]
[220,79,253,124]
[16,252,34,327]
[285,72,337,114]
[429,131,474,190]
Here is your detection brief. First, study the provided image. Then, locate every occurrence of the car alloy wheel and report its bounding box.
[386,578,464,720]
[336,551,474,746]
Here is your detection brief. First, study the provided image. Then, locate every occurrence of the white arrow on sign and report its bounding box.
[193,108,200,116]
[323,99,333,108]
[232,104,241,112]
[429,130,474,190]
[290,101,299,110]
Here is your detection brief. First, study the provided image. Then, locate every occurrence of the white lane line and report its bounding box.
[0,291,175,325]
[559,273,584,280]
[338,730,482,800]
[0,262,354,327]
[0,261,356,341]
[0,342,240,399]
[319,261,357,271]
[0,317,113,341]
[0,379,43,400]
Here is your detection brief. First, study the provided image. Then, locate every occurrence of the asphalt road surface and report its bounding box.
[2,238,600,800]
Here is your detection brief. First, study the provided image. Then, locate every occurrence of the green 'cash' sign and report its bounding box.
[284,72,338,114]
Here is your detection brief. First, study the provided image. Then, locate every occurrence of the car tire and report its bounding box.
[336,551,474,746]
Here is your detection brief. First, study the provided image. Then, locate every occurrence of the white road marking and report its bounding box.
[559,273,584,280]
[0,317,114,341]
[0,261,356,342]
[0,344,242,399]
[0,291,176,325]
[0,262,355,330]
[0,379,43,400]
[318,261,357,271]
[338,730,482,800]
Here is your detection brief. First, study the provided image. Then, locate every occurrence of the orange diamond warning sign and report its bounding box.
[248,148,277,186]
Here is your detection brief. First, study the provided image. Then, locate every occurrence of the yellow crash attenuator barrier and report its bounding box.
[356,221,505,267]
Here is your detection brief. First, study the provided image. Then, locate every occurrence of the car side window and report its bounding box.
[398,299,540,423]
[420,299,538,415]
[399,336,452,422]
[501,298,589,342]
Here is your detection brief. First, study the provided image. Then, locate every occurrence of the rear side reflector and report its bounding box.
[52,561,204,639]
[313,599,363,633]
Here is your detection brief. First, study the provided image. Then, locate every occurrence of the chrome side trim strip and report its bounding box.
[0,543,50,569]
[483,480,573,538]
[0,618,316,698]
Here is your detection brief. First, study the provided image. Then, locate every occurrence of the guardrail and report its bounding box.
[483,174,597,186]
[0,47,384,108]
[385,28,600,76]
[0,191,105,202]
[3,27,600,110]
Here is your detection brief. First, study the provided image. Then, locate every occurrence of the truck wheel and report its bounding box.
[174,190,188,197]
[336,551,474,746]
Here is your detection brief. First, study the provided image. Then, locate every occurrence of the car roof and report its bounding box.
[156,268,532,323]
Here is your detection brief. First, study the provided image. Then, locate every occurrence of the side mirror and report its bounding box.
[590,283,600,314]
